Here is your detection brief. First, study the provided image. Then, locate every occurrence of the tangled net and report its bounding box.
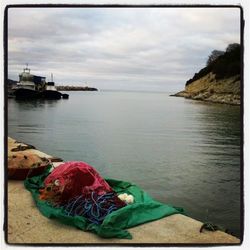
[61,191,126,224]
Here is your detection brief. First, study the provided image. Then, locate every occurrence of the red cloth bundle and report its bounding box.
[39,161,113,204]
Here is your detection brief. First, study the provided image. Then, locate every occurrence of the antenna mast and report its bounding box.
[24,63,30,73]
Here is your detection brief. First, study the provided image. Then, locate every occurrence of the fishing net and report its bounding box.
[24,162,184,239]
[61,191,126,225]
[39,161,113,204]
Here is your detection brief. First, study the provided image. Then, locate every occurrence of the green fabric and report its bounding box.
[24,165,184,239]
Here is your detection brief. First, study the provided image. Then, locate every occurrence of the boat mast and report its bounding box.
[24,63,30,73]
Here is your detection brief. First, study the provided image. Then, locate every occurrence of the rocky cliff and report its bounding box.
[172,43,241,105]
[174,73,240,105]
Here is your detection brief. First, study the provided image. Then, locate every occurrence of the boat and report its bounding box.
[62,93,69,99]
[13,64,45,100]
[12,66,69,100]
[41,74,62,100]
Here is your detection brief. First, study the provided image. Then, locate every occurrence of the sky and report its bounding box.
[7,7,241,92]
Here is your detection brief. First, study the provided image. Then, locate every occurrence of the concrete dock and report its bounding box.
[6,137,241,244]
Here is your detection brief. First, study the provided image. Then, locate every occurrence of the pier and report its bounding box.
[7,137,240,244]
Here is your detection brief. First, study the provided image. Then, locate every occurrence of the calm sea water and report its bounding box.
[8,91,242,237]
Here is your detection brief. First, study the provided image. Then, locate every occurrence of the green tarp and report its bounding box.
[24,165,184,239]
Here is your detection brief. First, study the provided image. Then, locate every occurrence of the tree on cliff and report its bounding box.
[212,43,241,79]
[226,43,240,53]
[206,50,225,66]
[186,43,241,86]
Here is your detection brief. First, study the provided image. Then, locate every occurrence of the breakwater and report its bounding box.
[56,85,98,91]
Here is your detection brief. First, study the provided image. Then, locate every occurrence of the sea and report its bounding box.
[7,90,242,238]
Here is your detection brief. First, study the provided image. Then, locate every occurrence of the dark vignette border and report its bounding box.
[3,3,244,247]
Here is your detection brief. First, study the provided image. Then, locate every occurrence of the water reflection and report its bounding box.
[189,103,241,237]
[14,98,61,110]
[8,98,62,136]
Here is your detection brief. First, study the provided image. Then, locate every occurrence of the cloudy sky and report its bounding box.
[8,7,240,92]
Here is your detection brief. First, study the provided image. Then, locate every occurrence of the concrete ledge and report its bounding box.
[7,137,240,244]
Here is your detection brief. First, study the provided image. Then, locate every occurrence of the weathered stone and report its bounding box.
[172,73,240,105]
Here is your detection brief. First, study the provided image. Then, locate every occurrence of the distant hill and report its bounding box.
[7,79,18,85]
[7,79,18,92]
[173,43,241,105]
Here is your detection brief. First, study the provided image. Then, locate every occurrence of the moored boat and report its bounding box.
[13,65,45,100]
[41,77,62,100]
[13,88,41,99]
[62,93,69,99]
[12,66,69,100]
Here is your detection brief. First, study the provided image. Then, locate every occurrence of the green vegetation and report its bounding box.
[186,43,241,86]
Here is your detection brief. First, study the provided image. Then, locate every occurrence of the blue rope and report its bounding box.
[67,195,83,216]
[61,192,124,224]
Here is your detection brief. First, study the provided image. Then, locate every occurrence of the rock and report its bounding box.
[171,73,240,105]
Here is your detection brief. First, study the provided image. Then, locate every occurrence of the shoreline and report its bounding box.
[170,91,241,106]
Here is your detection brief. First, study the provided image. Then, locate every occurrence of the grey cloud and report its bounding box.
[8,7,240,92]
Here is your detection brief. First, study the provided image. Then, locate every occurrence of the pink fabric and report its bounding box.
[42,161,113,203]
